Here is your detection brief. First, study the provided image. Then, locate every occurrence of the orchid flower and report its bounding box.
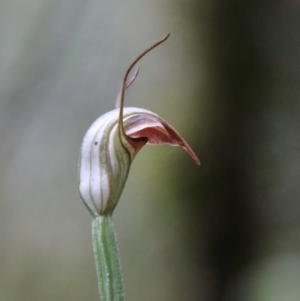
[79,33,199,217]
[78,34,199,301]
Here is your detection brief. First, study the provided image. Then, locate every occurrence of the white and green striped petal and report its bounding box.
[79,108,135,216]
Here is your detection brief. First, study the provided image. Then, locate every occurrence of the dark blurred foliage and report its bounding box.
[177,1,300,300]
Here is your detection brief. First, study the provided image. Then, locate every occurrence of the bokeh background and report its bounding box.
[1,1,300,300]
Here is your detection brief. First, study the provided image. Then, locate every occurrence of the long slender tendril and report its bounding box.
[118,33,171,140]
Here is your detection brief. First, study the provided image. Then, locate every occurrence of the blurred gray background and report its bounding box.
[1,1,300,301]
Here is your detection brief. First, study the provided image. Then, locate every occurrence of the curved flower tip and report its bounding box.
[123,111,200,165]
[78,34,200,217]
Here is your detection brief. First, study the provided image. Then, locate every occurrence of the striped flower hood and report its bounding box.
[78,34,200,217]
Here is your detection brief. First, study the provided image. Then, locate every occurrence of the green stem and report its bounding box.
[92,216,125,301]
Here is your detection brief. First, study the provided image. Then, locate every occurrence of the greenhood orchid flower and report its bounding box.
[79,33,200,217]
